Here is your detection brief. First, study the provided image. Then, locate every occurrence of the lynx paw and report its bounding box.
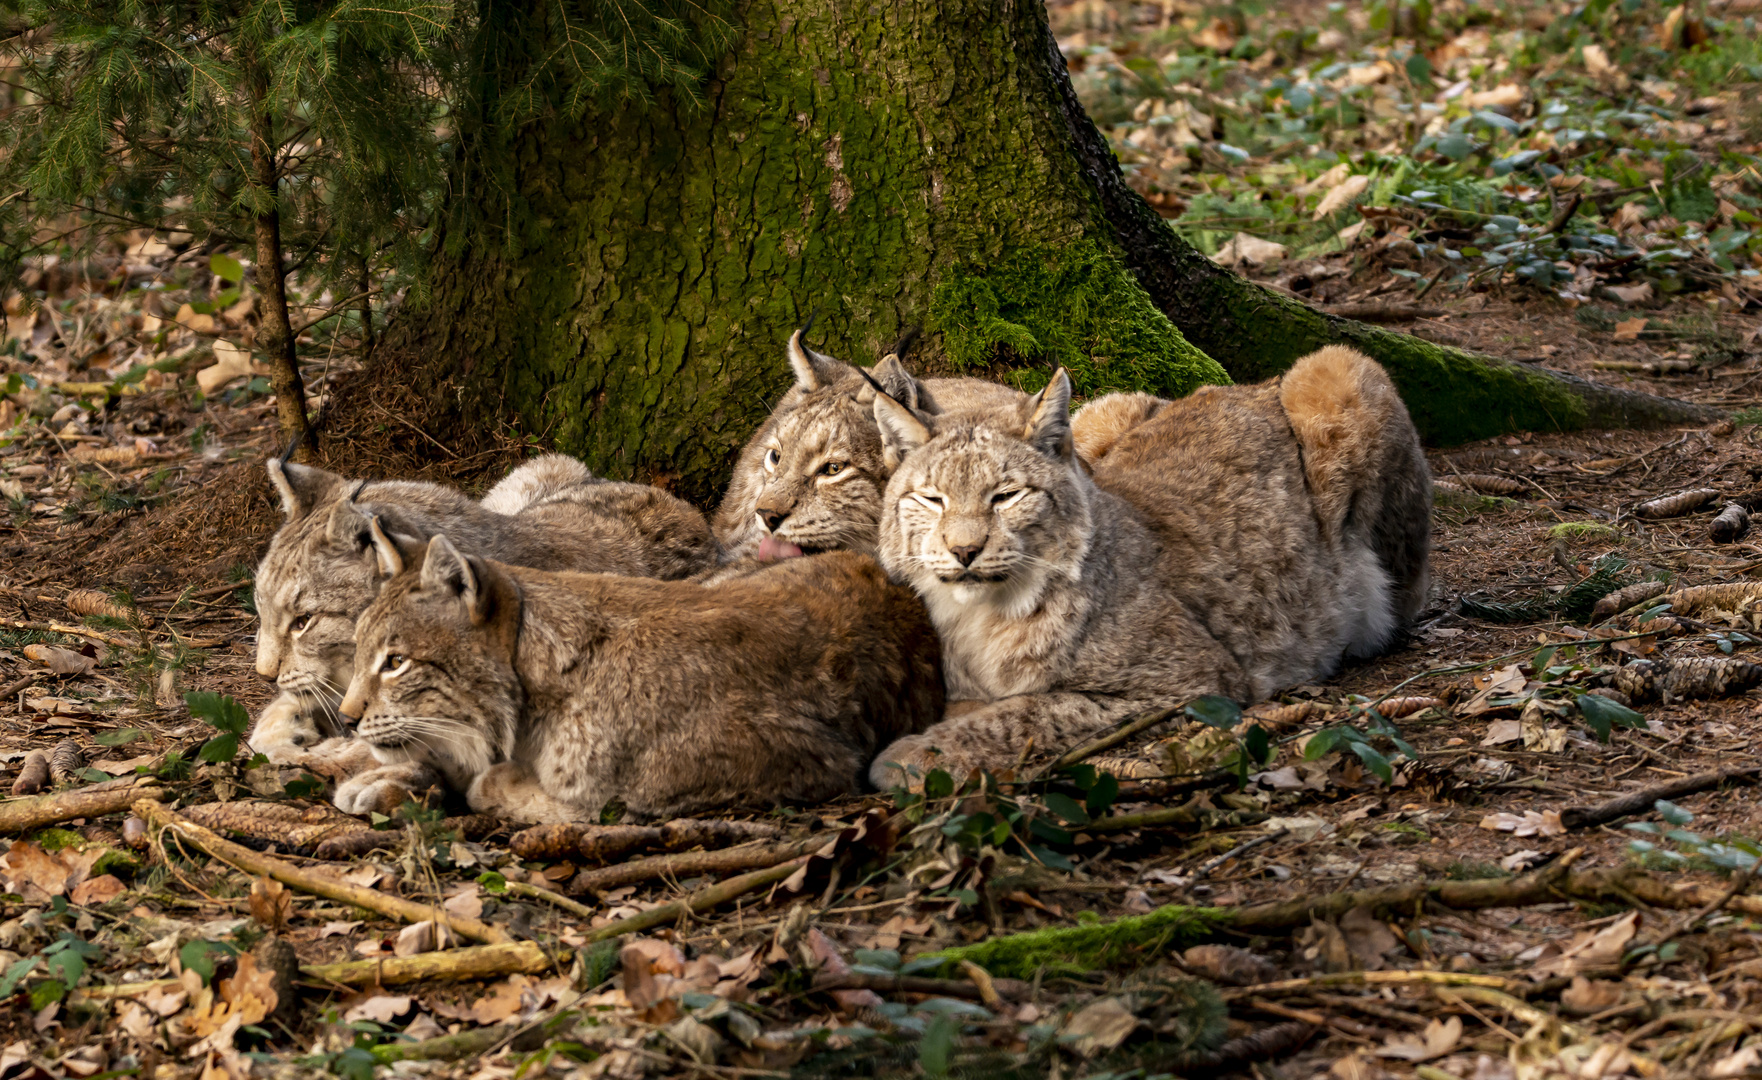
[248,695,322,764]
[334,763,436,816]
[868,735,980,792]
[466,763,582,824]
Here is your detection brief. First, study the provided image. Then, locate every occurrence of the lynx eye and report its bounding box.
[762,448,779,472]
[909,492,945,513]
[992,489,1029,510]
[820,461,846,477]
[380,654,411,677]
[290,614,312,634]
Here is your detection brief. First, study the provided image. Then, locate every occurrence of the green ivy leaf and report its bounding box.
[198,733,239,764]
[919,1013,959,1078]
[476,871,508,894]
[1578,693,1647,739]
[1185,695,1243,729]
[1656,800,1694,826]
[95,727,144,747]
[185,691,249,735]
[1084,772,1120,818]
[923,769,955,800]
[1242,723,1272,766]
[1349,741,1394,784]
[1303,727,1345,759]
[0,956,36,997]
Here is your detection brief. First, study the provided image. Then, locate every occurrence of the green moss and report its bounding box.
[917,903,1230,980]
[33,828,84,852]
[1733,407,1762,427]
[93,848,143,878]
[1549,521,1621,542]
[929,240,1231,398]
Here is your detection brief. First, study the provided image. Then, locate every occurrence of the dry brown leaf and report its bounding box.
[1479,810,1564,838]
[1612,317,1648,340]
[1211,232,1287,268]
[1340,907,1403,971]
[393,921,454,957]
[1533,911,1639,978]
[442,889,483,922]
[468,976,533,1025]
[1377,1016,1461,1061]
[1061,997,1139,1057]
[1313,174,1371,220]
[1191,17,1236,51]
[1605,282,1653,304]
[185,952,278,1039]
[1481,719,1523,746]
[69,874,126,906]
[1468,84,1523,108]
[1559,976,1625,1015]
[0,840,79,900]
[248,877,290,932]
[317,920,362,938]
[1181,944,1276,986]
[341,996,413,1025]
[23,644,96,675]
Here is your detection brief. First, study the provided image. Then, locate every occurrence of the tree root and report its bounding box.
[567,837,824,895]
[134,798,510,945]
[511,818,781,865]
[0,776,161,834]
[1560,766,1762,829]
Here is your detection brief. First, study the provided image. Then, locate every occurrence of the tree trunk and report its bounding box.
[245,58,314,461]
[377,0,1716,502]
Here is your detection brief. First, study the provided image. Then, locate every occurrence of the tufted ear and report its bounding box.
[873,392,932,471]
[787,328,853,391]
[326,499,377,553]
[1020,368,1074,461]
[365,514,424,580]
[866,354,920,410]
[421,534,494,624]
[268,459,348,520]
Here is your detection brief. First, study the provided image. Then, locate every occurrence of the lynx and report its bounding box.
[333,528,943,820]
[712,330,1023,565]
[867,346,1431,785]
[249,455,717,764]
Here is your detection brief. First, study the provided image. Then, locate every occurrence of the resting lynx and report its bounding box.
[249,455,717,764]
[712,330,1023,564]
[334,529,943,821]
[867,345,1431,784]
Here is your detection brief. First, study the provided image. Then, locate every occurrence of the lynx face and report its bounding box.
[341,532,519,791]
[747,392,891,556]
[875,373,1091,620]
[255,468,394,728]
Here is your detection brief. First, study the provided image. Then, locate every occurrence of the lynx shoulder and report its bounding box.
[867,348,1429,785]
[712,330,1023,564]
[249,455,716,765]
[335,531,943,821]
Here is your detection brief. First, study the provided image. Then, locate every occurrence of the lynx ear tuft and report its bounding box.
[868,354,920,411]
[1021,369,1075,460]
[873,392,932,471]
[421,534,493,624]
[268,459,346,520]
[787,328,851,391]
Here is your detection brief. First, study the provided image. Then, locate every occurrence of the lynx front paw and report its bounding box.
[467,763,584,824]
[868,736,980,791]
[334,763,436,816]
[247,695,322,764]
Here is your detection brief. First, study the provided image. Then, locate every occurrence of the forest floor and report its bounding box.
[2,1,1762,1079]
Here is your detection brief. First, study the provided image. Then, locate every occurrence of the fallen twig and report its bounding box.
[0,776,162,834]
[135,798,511,945]
[1195,828,1288,879]
[568,837,823,895]
[1230,970,1534,999]
[0,617,137,649]
[1560,766,1762,829]
[503,880,597,920]
[302,942,558,989]
[512,818,782,865]
[811,971,1031,1001]
[578,856,812,943]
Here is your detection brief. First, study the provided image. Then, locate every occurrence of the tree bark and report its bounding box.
[374,1,1715,501]
[245,55,314,461]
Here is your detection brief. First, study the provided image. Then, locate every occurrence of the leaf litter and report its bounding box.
[0,1,1758,1078]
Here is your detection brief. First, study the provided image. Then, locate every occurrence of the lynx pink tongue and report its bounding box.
[756,535,804,561]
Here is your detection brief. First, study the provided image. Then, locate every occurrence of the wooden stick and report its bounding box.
[568,837,823,895]
[0,777,161,835]
[811,971,1031,1002]
[1560,766,1762,829]
[0,618,137,650]
[301,942,555,988]
[504,880,597,920]
[1049,705,1183,770]
[1228,970,1533,999]
[134,798,510,945]
[578,856,810,944]
[1084,805,1269,835]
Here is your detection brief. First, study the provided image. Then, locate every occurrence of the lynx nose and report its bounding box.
[757,508,789,533]
[949,544,983,567]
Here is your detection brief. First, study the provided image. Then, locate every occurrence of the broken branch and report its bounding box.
[134,798,510,945]
[0,776,161,834]
[567,837,824,895]
[1560,766,1762,829]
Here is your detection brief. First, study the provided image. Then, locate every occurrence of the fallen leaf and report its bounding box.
[1335,219,1369,245]
[1211,232,1287,268]
[393,921,454,957]
[1613,318,1648,341]
[119,1001,157,1042]
[1606,282,1653,304]
[1250,766,1306,790]
[1560,976,1625,1016]
[1061,996,1139,1056]
[1340,907,1403,971]
[1313,174,1371,220]
[1192,17,1236,51]
[1478,810,1564,838]
[247,877,290,932]
[1481,719,1523,746]
[22,644,95,675]
[142,984,189,1017]
[184,952,278,1039]
[341,864,392,889]
[1468,84,1523,108]
[0,841,77,901]
[1533,911,1639,978]
[1181,944,1276,986]
[467,976,532,1025]
[1583,43,1615,77]
[1377,1016,1462,1061]
[1712,1045,1761,1078]
[317,921,363,938]
[442,890,482,922]
[1500,850,1545,873]
[69,874,126,906]
[342,995,413,1025]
